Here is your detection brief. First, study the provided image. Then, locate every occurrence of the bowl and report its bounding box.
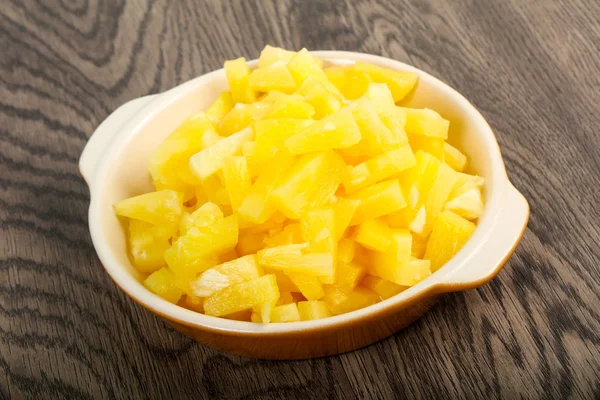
[79,51,529,360]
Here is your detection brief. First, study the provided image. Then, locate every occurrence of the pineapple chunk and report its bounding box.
[422,162,458,235]
[183,295,204,312]
[179,202,223,236]
[248,62,297,93]
[128,219,170,272]
[206,92,234,125]
[370,230,413,284]
[425,211,476,271]
[401,108,449,139]
[258,45,296,67]
[334,198,361,239]
[277,291,295,305]
[222,156,252,211]
[204,274,279,317]
[348,179,407,225]
[354,62,418,102]
[409,135,445,160]
[189,126,254,180]
[198,174,230,207]
[344,145,416,193]
[236,232,267,256]
[270,270,300,293]
[264,93,315,119]
[301,208,336,252]
[144,268,183,304]
[287,48,328,86]
[338,238,356,263]
[324,287,379,315]
[324,65,372,100]
[271,151,347,218]
[355,219,394,252]
[253,118,313,162]
[257,243,334,278]
[297,300,332,320]
[362,275,407,299]
[270,303,301,322]
[288,273,325,300]
[335,262,367,292]
[263,222,303,247]
[224,57,256,103]
[114,190,182,226]
[444,181,484,220]
[364,84,409,146]
[285,109,361,154]
[296,77,343,118]
[444,142,467,172]
[165,215,238,275]
[411,232,428,259]
[190,255,261,297]
[237,150,296,223]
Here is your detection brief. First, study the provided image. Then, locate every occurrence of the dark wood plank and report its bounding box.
[1,0,599,398]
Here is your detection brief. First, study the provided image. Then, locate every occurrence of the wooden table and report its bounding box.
[2,1,599,398]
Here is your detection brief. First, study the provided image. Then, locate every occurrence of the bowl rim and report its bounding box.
[84,50,526,336]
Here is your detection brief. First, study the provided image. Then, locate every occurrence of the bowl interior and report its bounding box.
[91,52,505,330]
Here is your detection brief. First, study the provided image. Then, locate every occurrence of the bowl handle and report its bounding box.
[439,183,529,289]
[79,95,156,185]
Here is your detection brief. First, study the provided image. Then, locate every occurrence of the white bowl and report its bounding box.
[79,51,529,359]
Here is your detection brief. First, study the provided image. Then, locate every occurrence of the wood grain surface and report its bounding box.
[1,0,599,398]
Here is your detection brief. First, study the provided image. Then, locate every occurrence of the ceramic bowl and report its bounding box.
[79,51,529,359]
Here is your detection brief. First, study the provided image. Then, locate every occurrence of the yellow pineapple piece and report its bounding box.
[165,215,238,275]
[238,150,296,223]
[334,198,361,239]
[297,300,332,320]
[189,126,254,180]
[277,291,295,305]
[353,62,418,102]
[270,303,301,322]
[422,162,458,235]
[264,93,315,119]
[444,181,484,220]
[204,274,279,317]
[144,268,184,304]
[269,270,300,293]
[411,233,428,259]
[401,108,449,139]
[301,208,336,252]
[219,102,269,136]
[453,172,485,191]
[206,92,234,125]
[296,77,343,119]
[263,222,303,247]
[248,62,297,93]
[364,84,409,146]
[370,230,412,284]
[253,118,313,163]
[344,145,416,193]
[425,210,476,271]
[257,243,334,279]
[285,109,361,154]
[271,151,347,218]
[224,57,256,103]
[335,262,367,292]
[127,219,170,273]
[114,189,182,226]
[348,179,406,225]
[200,129,223,149]
[222,156,252,211]
[338,238,356,263]
[324,286,379,315]
[355,219,395,252]
[190,255,262,297]
[324,65,372,100]
[183,295,204,312]
[236,232,267,255]
[362,275,407,299]
[287,48,328,86]
[258,45,295,67]
[179,202,223,236]
[444,142,467,172]
[288,273,324,300]
[409,135,445,160]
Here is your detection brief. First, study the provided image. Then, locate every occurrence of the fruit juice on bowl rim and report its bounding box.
[79,49,529,359]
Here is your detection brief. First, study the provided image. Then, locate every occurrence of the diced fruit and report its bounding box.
[301,208,336,252]
[144,268,183,304]
[114,189,182,226]
[222,156,252,211]
[401,108,449,139]
[127,219,170,272]
[349,180,407,225]
[285,109,361,154]
[189,127,254,180]
[296,77,342,119]
[338,238,356,263]
[324,287,379,315]
[263,222,302,247]
[425,211,476,271]
[277,291,295,305]
[297,300,332,320]
[411,233,428,259]
[258,45,296,67]
[334,262,366,292]
[370,230,413,284]
[224,57,256,103]
[257,243,334,279]
[271,151,347,218]
[362,276,407,299]
[270,303,301,322]
[324,65,372,100]
[354,62,418,102]
[288,49,328,86]
[355,219,394,252]
[409,135,445,160]
[264,93,315,119]
[204,274,279,317]
[183,295,204,312]
[444,181,484,220]
[253,118,312,162]
[444,142,467,171]
[334,198,361,239]
[422,162,458,235]
[248,62,297,93]
[236,232,267,255]
[288,273,325,300]
[179,202,223,236]
[206,92,234,125]
[190,255,261,297]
